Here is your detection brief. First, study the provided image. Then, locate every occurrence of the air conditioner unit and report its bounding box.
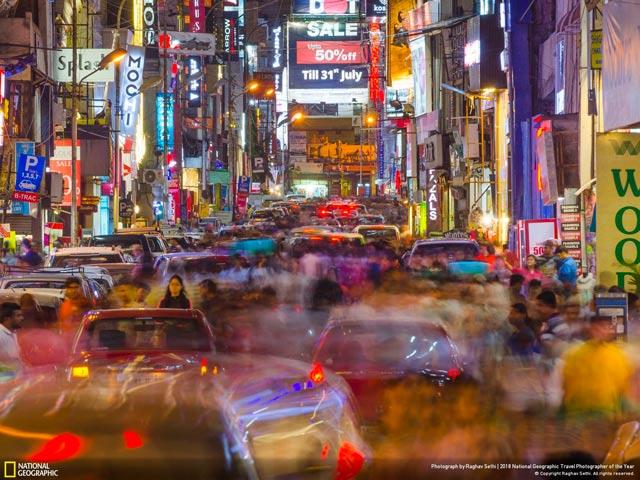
[141,169,163,186]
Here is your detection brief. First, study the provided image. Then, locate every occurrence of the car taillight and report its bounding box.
[309,363,325,384]
[26,432,84,462]
[447,367,461,380]
[335,442,365,480]
[200,357,208,375]
[123,430,144,450]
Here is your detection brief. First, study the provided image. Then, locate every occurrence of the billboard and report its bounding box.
[292,0,361,15]
[288,20,368,103]
[142,0,158,46]
[596,132,640,289]
[158,31,217,56]
[387,0,415,87]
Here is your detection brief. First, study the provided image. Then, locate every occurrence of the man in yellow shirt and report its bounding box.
[561,315,633,418]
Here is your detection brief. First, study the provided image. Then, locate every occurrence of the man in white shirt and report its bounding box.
[0,303,23,368]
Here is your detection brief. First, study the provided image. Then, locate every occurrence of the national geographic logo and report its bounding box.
[3,462,58,477]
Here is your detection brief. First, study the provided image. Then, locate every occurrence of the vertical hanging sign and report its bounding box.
[189,0,205,33]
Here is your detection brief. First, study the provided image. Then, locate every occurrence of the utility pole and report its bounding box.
[70,0,78,245]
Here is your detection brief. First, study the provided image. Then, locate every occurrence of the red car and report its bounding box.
[312,314,464,422]
[316,203,366,219]
[68,309,214,381]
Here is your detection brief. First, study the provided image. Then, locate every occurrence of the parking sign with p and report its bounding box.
[13,154,45,203]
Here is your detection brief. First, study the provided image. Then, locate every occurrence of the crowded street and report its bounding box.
[0,0,639,478]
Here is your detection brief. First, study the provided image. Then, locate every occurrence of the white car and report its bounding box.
[46,246,133,268]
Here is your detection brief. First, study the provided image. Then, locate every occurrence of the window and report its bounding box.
[4,280,66,289]
[147,236,165,253]
[78,317,211,352]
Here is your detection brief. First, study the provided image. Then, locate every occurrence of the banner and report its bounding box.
[387,0,415,87]
[603,0,640,131]
[109,46,145,138]
[596,132,640,288]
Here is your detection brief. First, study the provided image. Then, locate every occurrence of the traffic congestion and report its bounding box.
[0,196,638,479]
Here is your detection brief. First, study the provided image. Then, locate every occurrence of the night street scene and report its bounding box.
[1,0,640,479]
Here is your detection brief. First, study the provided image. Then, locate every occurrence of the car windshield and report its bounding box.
[316,323,454,372]
[359,228,398,240]
[410,242,479,269]
[92,236,143,250]
[78,317,211,352]
[168,257,230,276]
[51,255,122,267]
[4,280,67,289]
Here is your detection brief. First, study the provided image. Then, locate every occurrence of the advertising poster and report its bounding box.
[49,139,81,206]
[288,19,368,103]
[292,0,361,15]
[596,132,640,289]
[409,35,429,117]
[387,0,415,87]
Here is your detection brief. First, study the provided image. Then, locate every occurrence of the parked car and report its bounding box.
[352,225,401,246]
[89,233,167,258]
[47,246,132,268]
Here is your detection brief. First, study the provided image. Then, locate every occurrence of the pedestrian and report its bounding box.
[168,238,183,253]
[536,290,571,360]
[507,303,538,356]
[508,274,527,305]
[198,279,218,328]
[112,278,141,308]
[218,254,250,286]
[555,246,578,288]
[492,255,511,284]
[502,243,518,271]
[537,240,558,284]
[476,243,496,267]
[57,277,91,341]
[561,315,633,418]
[17,238,43,268]
[0,303,22,369]
[519,254,544,284]
[158,274,191,309]
[133,281,151,307]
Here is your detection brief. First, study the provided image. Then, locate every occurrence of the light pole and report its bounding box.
[70,45,126,245]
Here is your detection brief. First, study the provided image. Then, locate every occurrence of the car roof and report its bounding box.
[413,238,478,246]
[354,224,398,230]
[160,252,230,260]
[0,289,65,306]
[51,247,123,256]
[1,273,88,281]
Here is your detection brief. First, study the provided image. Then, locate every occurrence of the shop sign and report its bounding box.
[559,204,581,260]
[366,0,387,18]
[156,93,175,151]
[189,0,205,33]
[158,31,217,56]
[272,26,283,69]
[596,132,640,289]
[53,49,116,83]
[222,0,244,61]
[143,0,158,46]
[187,56,202,108]
[119,46,145,137]
[591,29,602,70]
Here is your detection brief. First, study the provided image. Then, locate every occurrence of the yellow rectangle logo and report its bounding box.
[4,461,16,478]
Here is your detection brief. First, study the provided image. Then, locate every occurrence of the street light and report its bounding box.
[71,46,127,246]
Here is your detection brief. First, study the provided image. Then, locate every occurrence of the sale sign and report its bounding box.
[296,41,364,64]
[49,139,81,206]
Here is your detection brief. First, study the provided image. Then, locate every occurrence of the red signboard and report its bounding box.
[296,41,364,64]
[189,0,205,32]
[12,191,38,202]
[49,139,81,206]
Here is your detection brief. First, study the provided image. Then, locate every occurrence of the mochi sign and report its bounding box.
[596,132,640,289]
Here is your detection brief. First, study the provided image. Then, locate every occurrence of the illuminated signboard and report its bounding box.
[189,0,205,33]
[465,14,506,91]
[292,0,361,15]
[158,31,217,56]
[223,0,244,60]
[187,56,202,108]
[288,20,368,103]
[119,46,145,137]
[366,0,387,18]
[143,0,157,46]
[156,93,175,151]
[272,26,282,69]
